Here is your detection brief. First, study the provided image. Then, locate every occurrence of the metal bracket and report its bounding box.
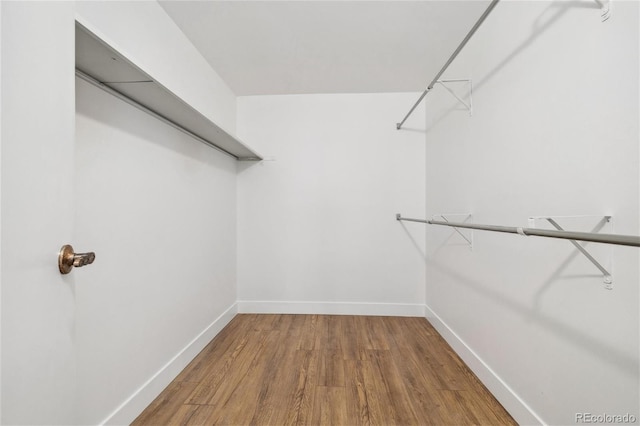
[436,79,473,116]
[528,216,613,289]
[433,213,473,249]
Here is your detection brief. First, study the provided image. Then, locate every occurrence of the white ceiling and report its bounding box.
[159,1,491,96]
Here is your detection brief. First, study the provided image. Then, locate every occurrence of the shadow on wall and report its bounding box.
[399,221,429,264]
[76,78,231,167]
[417,0,601,136]
[396,126,427,135]
[428,258,637,377]
[532,217,609,313]
[398,222,637,378]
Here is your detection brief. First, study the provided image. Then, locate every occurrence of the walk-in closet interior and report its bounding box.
[1,1,638,425]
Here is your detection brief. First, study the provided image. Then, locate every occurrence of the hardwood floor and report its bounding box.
[133,314,516,425]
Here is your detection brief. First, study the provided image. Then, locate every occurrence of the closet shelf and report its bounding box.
[75,23,262,161]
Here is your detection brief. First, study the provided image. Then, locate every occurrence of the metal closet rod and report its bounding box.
[396,0,500,130]
[396,214,640,248]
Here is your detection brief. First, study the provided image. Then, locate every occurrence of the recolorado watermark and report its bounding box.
[576,413,638,424]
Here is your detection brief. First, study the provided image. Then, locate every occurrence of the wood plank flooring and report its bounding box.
[133,314,516,425]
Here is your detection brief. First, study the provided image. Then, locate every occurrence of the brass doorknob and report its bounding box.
[58,244,95,274]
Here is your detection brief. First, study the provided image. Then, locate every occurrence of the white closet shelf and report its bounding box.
[75,23,262,161]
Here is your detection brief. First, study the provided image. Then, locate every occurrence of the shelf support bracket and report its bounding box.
[436,79,473,116]
[533,216,613,289]
[434,213,473,249]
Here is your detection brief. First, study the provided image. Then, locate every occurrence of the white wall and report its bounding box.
[73,2,241,424]
[236,93,426,316]
[423,2,639,424]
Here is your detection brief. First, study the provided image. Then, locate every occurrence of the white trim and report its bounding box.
[238,300,425,317]
[424,304,545,426]
[101,303,238,425]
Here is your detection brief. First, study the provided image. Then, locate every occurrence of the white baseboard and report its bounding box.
[424,304,544,426]
[238,300,425,317]
[101,303,238,425]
